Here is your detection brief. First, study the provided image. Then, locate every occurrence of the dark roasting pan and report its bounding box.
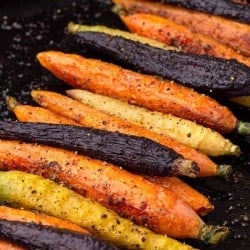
[0,1,249,249]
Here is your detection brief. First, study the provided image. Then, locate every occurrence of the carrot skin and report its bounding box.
[29,90,224,176]
[37,51,238,133]
[0,239,25,250]
[0,219,118,250]
[0,206,88,234]
[0,121,197,177]
[113,0,250,57]
[0,139,205,238]
[145,176,213,216]
[8,102,215,214]
[148,0,250,24]
[120,13,250,67]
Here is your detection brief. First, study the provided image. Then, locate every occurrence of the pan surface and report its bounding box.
[0,1,249,249]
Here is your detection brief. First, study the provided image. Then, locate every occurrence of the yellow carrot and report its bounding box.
[30,90,233,176]
[66,89,240,157]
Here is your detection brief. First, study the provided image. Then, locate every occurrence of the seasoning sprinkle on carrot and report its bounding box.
[36,51,250,135]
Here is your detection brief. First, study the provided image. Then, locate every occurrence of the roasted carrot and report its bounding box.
[66,89,239,157]
[68,23,250,99]
[37,51,250,135]
[0,121,199,178]
[0,240,24,250]
[6,96,79,126]
[0,140,228,242]
[229,96,250,108]
[148,0,250,24]
[6,101,215,214]
[0,219,119,250]
[145,176,213,216]
[0,206,88,234]
[29,90,234,174]
[119,13,250,67]
[68,22,178,51]
[0,171,196,249]
[112,0,250,57]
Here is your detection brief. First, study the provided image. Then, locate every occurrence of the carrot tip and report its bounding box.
[230,144,241,156]
[5,96,20,112]
[112,4,127,16]
[198,224,229,244]
[173,159,199,178]
[237,121,250,136]
[217,165,232,179]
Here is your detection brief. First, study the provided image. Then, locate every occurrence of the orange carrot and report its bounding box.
[0,240,24,250]
[120,13,250,67]
[6,96,79,126]
[0,139,211,239]
[27,90,230,177]
[7,98,215,213]
[113,0,250,57]
[145,176,213,216]
[0,205,88,250]
[0,206,88,234]
[37,51,239,134]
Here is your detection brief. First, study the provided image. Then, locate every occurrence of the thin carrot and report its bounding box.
[28,90,233,175]
[0,139,223,241]
[6,97,79,126]
[66,89,239,157]
[0,206,88,234]
[7,99,215,213]
[36,51,247,135]
[145,176,213,216]
[119,13,250,67]
[113,0,250,57]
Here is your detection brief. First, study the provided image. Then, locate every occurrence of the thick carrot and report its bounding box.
[113,0,250,57]
[0,171,194,249]
[120,13,250,67]
[0,206,88,234]
[7,101,214,214]
[66,89,239,157]
[0,139,227,242]
[145,176,213,216]
[29,90,233,174]
[37,51,247,135]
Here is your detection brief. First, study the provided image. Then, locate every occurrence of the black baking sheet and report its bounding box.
[0,1,249,249]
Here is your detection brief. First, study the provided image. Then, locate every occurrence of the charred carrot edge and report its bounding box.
[0,139,219,240]
[119,13,250,67]
[0,239,25,250]
[7,100,215,215]
[27,90,233,175]
[66,89,239,157]
[145,176,214,216]
[112,0,250,57]
[0,205,88,234]
[37,51,243,134]
[0,171,195,249]
[146,0,250,24]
